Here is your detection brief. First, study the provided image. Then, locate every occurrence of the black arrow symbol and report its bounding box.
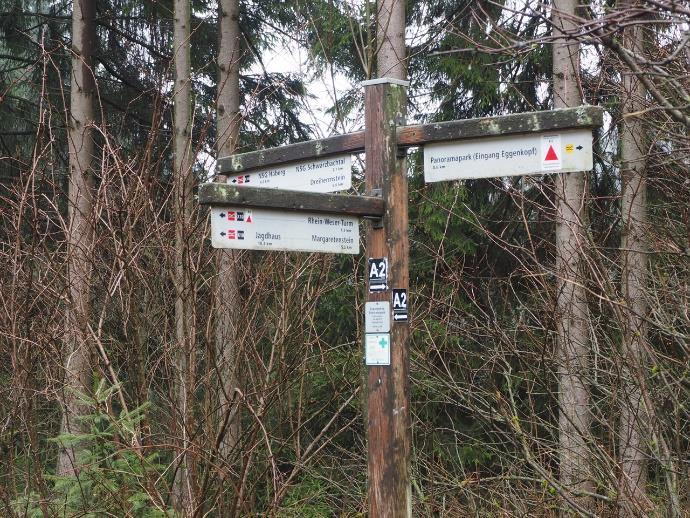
[220,212,225,218]
[576,145,583,150]
[220,232,226,236]
[231,178,237,183]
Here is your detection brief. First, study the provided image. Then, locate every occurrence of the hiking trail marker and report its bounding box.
[392,289,408,322]
[199,81,602,517]
[368,257,388,292]
[199,183,383,254]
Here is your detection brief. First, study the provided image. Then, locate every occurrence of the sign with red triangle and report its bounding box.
[544,145,558,161]
[541,134,562,170]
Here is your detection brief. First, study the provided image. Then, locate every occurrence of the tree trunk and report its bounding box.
[172,0,196,511]
[617,2,650,514]
[57,0,96,477]
[215,0,242,461]
[551,1,593,512]
[376,0,406,79]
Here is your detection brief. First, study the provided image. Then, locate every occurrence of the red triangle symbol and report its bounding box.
[246,214,252,223]
[544,145,559,161]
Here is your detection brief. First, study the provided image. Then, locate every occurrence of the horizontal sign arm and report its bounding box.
[215,106,603,175]
[199,183,385,219]
[398,106,603,146]
[217,132,365,174]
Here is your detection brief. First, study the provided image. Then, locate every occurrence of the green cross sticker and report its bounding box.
[365,333,391,366]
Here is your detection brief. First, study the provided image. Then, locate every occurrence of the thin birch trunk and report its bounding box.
[617,2,651,514]
[552,0,593,512]
[57,0,96,477]
[215,0,242,461]
[172,0,196,511]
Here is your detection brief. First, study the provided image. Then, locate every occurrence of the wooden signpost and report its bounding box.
[199,82,602,516]
[361,78,410,516]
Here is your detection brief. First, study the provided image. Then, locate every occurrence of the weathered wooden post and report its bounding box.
[363,78,411,517]
[201,84,602,515]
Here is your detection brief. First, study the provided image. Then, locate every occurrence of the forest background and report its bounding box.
[0,0,688,516]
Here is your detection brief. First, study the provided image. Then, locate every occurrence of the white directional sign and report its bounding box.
[227,155,352,193]
[210,207,359,254]
[424,129,593,182]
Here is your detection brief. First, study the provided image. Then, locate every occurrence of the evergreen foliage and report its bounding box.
[13,381,172,517]
[0,0,688,515]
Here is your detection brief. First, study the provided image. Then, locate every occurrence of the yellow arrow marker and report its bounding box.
[565,144,574,153]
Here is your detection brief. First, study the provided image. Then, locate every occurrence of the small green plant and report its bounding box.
[278,477,332,517]
[13,380,174,517]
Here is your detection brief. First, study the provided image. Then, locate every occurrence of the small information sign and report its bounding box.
[228,155,352,193]
[210,207,359,254]
[392,289,408,322]
[424,128,592,181]
[365,302,390,333]
[365,333,390,366]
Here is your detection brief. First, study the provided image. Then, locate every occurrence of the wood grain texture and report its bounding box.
[198,183,384,218]
[365,82,411,517]
[397,106,602,146]
[216,131,365,173]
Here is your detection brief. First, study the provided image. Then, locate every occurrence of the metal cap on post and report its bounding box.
[361,77,410,88]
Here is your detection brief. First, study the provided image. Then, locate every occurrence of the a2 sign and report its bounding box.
[368,257,408,321]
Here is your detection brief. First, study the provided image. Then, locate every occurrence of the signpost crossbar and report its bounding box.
[398,105,602,146]
[215,106,602,175]
[216,131,365,174]
[198,183,385,218]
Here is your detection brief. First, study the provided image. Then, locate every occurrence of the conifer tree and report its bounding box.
[172,0,196,510]
[58,0,97,478]
[552,0,593,512]
[617,1,650,513]
[215,0,242,462]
